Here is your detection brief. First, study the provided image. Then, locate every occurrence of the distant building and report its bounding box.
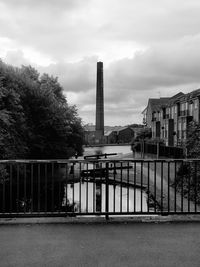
[104,130,117,144]
[143,89,200,147]
[117,127,135,143]
[142,97,170,128]
[83,125,143,145]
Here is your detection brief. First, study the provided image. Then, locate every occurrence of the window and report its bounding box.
[162,108,166,119]
[180,102,186,111]
[194,99,198,109]
[183,120,186,130]
[189,103,193,116]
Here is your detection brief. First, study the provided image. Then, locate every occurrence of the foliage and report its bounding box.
[186,121,200,158]
[0,60,84,159]
[174,121,200,204]
[175,162,200,204]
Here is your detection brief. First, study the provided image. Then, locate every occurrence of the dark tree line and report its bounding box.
[0,60,84,159]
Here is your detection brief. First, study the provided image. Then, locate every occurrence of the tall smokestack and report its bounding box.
[95,62,104,141]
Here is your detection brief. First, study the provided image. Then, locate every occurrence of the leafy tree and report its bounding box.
[174,121,200,204]
[186,121,200,158]
[0,78,28,158]
[0,60,84,159]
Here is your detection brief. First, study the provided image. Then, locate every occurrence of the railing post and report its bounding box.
[105,162,109,220]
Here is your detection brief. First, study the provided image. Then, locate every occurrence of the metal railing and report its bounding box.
[0,159,200,218]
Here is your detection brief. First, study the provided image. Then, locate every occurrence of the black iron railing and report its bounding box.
[0,159,200,218]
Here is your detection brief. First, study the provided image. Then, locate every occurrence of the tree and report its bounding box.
[0,60,84,159]
[0,78,28,159]
[174,120,200,204]
[186,121,200,158]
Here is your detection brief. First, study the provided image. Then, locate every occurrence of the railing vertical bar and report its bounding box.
[86,163,88,213]
[38,164,40,213]
[127,162,130,213]
[147,162,150,213]
[17,164,19,213]
[181,161,184,212]
[72,163,75,213]
[174,162,177,213]
[168,162,170,213]
[2,164,5,213]
[24,164,26,214]
[45,163,47,213]
[65,163,68,214]
[161,161,163,213]
[31,163,33,213]
[51,162,54,213]
[100,162,103,213]
[114,162,116,213]
[105,162,109,220]
[194,161,197,213]
[134,161,136,213]
[188,162,190,212]
[9,164,13,213]
[120,162,123,213]
[141,161,143,213]
[93,162,95,213]
[79,162,81,213]
[154,161,156,213]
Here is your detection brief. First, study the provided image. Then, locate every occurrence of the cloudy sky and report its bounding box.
[1,0,200,126]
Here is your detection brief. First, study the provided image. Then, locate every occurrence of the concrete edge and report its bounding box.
[0,215,200,225]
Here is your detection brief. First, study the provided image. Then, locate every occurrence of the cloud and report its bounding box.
[4,50,29,66]
[3,31,200,126]
[43,57,97,93]
[3,0,89,11]
[1,0,200,125]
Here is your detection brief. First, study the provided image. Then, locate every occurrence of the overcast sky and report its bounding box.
[1,0,200,126]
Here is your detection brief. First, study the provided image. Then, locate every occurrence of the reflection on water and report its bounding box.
[63,182,147,213]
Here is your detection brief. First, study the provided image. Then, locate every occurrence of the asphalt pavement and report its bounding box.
[0,221,200,267]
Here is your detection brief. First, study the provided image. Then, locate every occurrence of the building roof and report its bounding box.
[104,130,115,136]
[130,127,144,133]
[186,88,200,101]
[148,98,170,112]
[168,92,184,105]
[144,88,200,115]
[141,107,147,114]
[168,89,200,105]
[117,126,134,133]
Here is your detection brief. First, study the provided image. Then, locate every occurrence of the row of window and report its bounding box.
[152,99,198,122]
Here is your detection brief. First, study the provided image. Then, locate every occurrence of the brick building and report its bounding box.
[143,89,200,147]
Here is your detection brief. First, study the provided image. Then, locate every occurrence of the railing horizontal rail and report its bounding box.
[2,158,200,163]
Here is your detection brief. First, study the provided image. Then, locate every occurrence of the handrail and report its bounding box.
[1,158,200,163]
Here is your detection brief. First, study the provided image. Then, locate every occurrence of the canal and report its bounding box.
[63,145,147,214]
[83,145,133,157]
[63,181,147,213]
